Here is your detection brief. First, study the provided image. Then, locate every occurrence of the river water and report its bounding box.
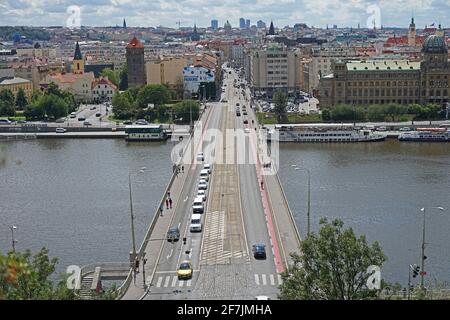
[1,139,449,287]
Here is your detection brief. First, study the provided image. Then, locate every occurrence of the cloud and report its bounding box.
[0,0,447,28]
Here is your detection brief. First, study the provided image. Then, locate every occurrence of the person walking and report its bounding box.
[169,198,173,209]
[167,191,171,199]
[260,180,264,190]
[159,204,164,217]
[165,198,169,209]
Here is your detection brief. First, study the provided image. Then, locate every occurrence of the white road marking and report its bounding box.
[156,276,163,288]
[278,274,283,285]
[262,274,267,286]
[171,276,178,287]
[186,280,192,287]
[270,274,275,286]
[184,196,188,202]
[163,276,170,288]
[254,274,259,286]
[166,248,173,260]
[179,280,184,287]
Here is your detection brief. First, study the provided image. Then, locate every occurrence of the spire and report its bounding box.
[193,24,197,34]
[123,19,127,28]
[268,21,275,35]
[73,42,82,60]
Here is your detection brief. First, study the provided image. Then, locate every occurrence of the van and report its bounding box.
[190,214,202,232]
[192,197,204,213]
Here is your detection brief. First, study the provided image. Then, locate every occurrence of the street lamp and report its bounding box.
[128,167,147,266]
[419,206,445,292]
[292,165,311,237]
[10,225,17,253]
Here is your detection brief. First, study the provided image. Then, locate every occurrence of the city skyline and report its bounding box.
[0,0,449,29]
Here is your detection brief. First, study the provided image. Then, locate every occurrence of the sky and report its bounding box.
[0,0,448,29]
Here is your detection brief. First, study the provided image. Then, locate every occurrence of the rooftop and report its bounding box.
[346,60,421,71]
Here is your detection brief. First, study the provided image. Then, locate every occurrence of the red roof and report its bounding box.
[385,35,425,47]
[126,37,144,49]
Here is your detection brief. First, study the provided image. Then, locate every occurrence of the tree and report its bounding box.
[279,218,386,300]
[15,88,28,110]
[111,91,133,119]
[100,68,119,87]
[136,84,171,108]
[321,108,331,121]
[0,89,15,116]
[119,63,128,91]
[173,76,185,100]
[24,94,68,120]
[273,91,287,123]
[0,248,76,300]
[172,100,200,124]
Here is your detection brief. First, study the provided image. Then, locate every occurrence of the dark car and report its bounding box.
[95,113,101,117]
[123,120,133,125]
[167,226,180,242]
[252,244,266,259]
[78,116,86,121]
[243,119,248,124]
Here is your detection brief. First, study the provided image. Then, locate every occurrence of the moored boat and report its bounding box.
[398,128,450,142]
[125,125,169,141]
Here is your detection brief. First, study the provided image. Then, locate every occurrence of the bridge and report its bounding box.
[78,68,302,300]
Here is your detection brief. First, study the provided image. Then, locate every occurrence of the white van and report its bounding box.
[190,214,202,232]
[192,196,204,213]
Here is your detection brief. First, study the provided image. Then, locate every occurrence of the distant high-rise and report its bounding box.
[211,19,218,30]
[257,20,266,29]
[239,18,246,29]
[123,19,127,28]
[126,37,146,88]
[246,19,250,29]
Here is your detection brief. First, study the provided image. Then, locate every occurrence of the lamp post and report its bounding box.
[419,206,445,292]
[10,225,17,253]
[128,167,147,266]
[292,165,311,237]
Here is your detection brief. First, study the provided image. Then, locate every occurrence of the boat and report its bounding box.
[398,128,450,142]
[125,125,169,141]
[267,124,387,143]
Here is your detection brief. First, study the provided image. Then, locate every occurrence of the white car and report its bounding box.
[192,197,204,213]
[190,214,202,232]
[198,180,208,190]
[197,152,204,161]
[203,164,211,174]
[197,190,207,202]
[55,128,67,133]
[244,128,251,134]
[200,169,209,181]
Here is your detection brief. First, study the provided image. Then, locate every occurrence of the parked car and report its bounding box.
[252,244,267,259]
[166,226,180,242]
[123,120,133,125]
[83,121,92,126]
[55,118,66,123]
[376,126,387,131]
[190,214,202,233]
[136,119,148,125]
[197,152,204,162]
[197,190,207,202]
[203,163,211,174]
[399,127,412,132]
[55,128,67,133]
[192,196,205,214]
[0,119,12,125]
[78,116,86,121]
[95,113,101,117]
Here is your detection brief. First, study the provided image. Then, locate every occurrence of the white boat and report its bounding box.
[267,124,387,143]
[125,125,168,141]
[399,128,450,142]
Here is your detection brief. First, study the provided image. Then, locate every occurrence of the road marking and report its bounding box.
[166,248,173,260]
[270,274,275,286]
[278,274,283,285]
[171,276,178,287]
[178,280,184,287]
[156,276,163,288]
[184,196,188,202]
[186,280,192,287]
[163,276,170,288]
[254,274,259,286]
[262,274,267,286]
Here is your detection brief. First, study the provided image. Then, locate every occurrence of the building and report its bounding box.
[92,77,117,102]
[267,21,275,36]
[231,44,244,68]
[319,35,450,107]
[183,66,215,98]
[250,43,301,97]
[246,19,250,29]
[211,20,218,30]
[257,20,266,29]
[408,17,417,46]
[126,37,146,88]
[146,57,188,88]
[239,18,246,29]
[123,19,127,29]
[0,68,33,99]
[72,42,85,75]
[45,72,95,102]
[8,58,51,90]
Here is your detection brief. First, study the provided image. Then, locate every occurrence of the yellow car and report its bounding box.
[177,261,193,280]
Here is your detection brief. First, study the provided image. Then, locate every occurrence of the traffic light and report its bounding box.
[183,237,187,245]
[412,265,420,278]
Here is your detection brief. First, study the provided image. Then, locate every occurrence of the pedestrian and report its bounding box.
[167,191,171,199]
[165,198,169,209]
[169,198,173,209]
[182,165,184,173]
[160,204,164,216]
[260,180,264,190]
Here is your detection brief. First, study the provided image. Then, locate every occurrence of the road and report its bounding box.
[143,68,283,300]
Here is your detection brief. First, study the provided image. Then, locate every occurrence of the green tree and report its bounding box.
[279,218,386,300]
[15,88,28,110]
[273,91,287,123]
[111,91,133,119]
[173,76,185,100]
[101,68,119,87]
[172,100,200,124]
[0,89,15,116]
[24,94,68,120]
[321,108,332,121]
[119,63,128,91]
[136,84,171,108]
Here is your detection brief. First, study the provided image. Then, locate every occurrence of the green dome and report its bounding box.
[422,35,448,54]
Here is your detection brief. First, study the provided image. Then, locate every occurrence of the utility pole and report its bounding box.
[10,225,17,253]
[129,173,137,263]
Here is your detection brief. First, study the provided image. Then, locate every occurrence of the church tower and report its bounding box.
[408,17,416,46]
[436,23,444,37]
[72,42,84,74]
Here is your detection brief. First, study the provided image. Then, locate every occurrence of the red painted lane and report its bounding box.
[248,128,284,274]
[188,105,215,172]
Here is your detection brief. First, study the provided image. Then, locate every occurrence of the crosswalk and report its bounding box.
[254,274,283,286]
[154,275,192,288]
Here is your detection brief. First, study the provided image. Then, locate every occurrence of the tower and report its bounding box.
[126,37,146,88]
[268,21,275,35]
[72,42,84,74]
[123,19,127,29]
[408,17,416,46]
[436,23,444,37]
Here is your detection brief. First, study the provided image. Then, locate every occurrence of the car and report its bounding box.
[123,120,133,125]
[192,196,205,213]
[55,128,67,133]
[376,126,387,131]
[69,114,76,118]
[55,118,66,123]
[203,163,211,174]
[197,189,207,202]
[255,296,271,300]
[83,121,92,126]
[78,116,86,121]
[0,119,12,125]
[252,244,266,259]
[17,120,27,124]
[95,113,101,117]
[166,226,180,242]
[243,119,248,124]
[136,119,148,125]
[236,103,240,107]
[200,169,209,182]
[243,111,248,116]
[399,127,412,132]
[244,128,251,134]
[190,214,203,232]
[198,181,208,191]
[90,106,96,110]
[177,261,193,280]
[197,152,204,161]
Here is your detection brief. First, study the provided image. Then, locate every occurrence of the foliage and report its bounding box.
[0,89,16,116]
[279,218,386,300]
[273,91,288,123]
[136,84,172,108]
[24,94,68,120]
[198,82,217,100]
[119,63,128,91]
[172,100,200,124]
[100,68,119,87]
[0,248,76,300]
[15,88,28,110]
[111,91,134,120]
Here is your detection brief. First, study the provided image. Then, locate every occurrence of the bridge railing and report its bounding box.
[80,262,131,277]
